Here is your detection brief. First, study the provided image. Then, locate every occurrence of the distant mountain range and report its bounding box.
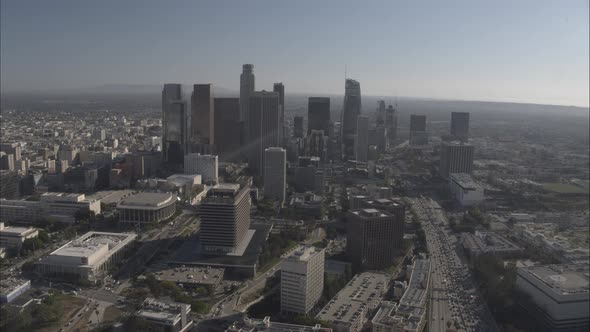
[3,84,239,96]
[75,84,239,96]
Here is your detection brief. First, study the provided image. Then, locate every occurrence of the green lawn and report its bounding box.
[542,182,589,194]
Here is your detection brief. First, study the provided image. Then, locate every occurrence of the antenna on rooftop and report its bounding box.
[345,64,347,80]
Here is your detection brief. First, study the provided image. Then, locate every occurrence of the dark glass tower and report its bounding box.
[341,79,361,160]
[308,97,330,136]
[162,84,187,167]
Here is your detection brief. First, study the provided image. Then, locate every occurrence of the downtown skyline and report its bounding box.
[1,0,588,107]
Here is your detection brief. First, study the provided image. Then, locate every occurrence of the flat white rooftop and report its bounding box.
[50,232,136,259]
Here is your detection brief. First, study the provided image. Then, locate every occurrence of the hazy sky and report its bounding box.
[1,0,589,106]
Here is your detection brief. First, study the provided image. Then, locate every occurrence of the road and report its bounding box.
[208,230,327,319]
[209,258,284,318]
[412,197,498,332]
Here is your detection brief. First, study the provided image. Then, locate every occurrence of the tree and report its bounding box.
[37,230,50,243]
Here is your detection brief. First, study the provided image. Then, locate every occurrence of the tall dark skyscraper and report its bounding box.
[273,83,285,143]
[248,91,280,175]
[347,208,404,271]
[308,97,330,136]
[439,141,474,178]
[162,84,187,166]
[240,64,255,123]
[214,98,241,161]
[409,114,428,146]
[293,116,304,138]
[341,79,361,160]
[385,105,398,145]
[190,84,214,147]
[376,100,386,125]
[450,112,470,141]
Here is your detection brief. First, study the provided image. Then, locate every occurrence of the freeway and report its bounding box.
[412,197,498,332]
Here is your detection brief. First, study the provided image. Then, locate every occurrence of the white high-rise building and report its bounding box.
[281,246,325,315]
[264,147,286,205]
[184,153,218,184]
[355,115,369,163]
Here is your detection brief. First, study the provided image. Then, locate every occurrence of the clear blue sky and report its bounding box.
[1,0,588,106]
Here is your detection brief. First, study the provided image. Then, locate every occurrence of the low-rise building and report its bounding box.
[372,259,431,332]
[316,272,388,332]
[227,316,332,332]
[290,192,323,218]
[514,223,590,263]
[449,173,484,206]
[515,263,589,331]
[0,192,101,223]
[461,231,523,259]
[117,192,177,225]
[37,231,136,283]
[0,222,39,249]
[0,276,31,304]
[136,297,193,332]
[38,192,101,219]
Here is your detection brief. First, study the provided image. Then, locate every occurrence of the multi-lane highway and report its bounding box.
[412,197,498,332]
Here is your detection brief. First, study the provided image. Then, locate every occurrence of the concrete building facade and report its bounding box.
[449,173,483,206]
[281,246,325,315]
[37,231,136,283]
[515,263,589,331]
[137,297,193,332]
[347,208,404,271]
[199,184,251,253]
[439,142,474,179]
[184,153,219,184]
[117,192,177,225]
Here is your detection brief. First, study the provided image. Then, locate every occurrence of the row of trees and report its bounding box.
[258,231,299,270]
[472,254,540,332]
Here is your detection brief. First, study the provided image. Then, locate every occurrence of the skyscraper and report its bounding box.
[264,147,286,205]
[341,79,361,160]
[199,183,251,253]
[409,114,427,146]
[162,84,187,166]
[0,143,21,162]
[439,141,475,179]
[190,84,214,147]
[347,208,404,271]
[355,115,369,163]
[304,130,328,161]
[214,98,241,161]
[293,116,304,138]
[248,91,280,175]
[240,64,255,123]
[450,112,470,141]
[385,105,398,146]
[0,153,15,172]
[281,246,325,315]
[376,100,386,125]
[308,97,330,136]
[273,83,285,144]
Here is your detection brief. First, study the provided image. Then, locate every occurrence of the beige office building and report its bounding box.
[281,246,325,315]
